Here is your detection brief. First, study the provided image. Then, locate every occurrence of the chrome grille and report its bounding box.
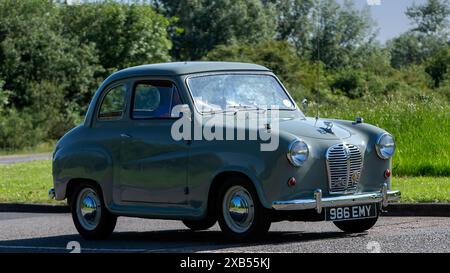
[325,143,363,193]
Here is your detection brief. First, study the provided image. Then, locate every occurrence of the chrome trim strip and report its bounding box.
[272,189,401,211]
[314,189,322,214]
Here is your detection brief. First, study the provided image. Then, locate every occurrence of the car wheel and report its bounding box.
[333,217,378,233]
[217,177,271,241]
[182,216,217,231]
[70,182,117,240]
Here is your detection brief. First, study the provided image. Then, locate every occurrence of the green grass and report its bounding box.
[316,95,450,176]
[0,160,61,204]
[0,160,449,204]
[392,176,450,203]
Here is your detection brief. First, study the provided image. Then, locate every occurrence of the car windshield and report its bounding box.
[187,74,297,113]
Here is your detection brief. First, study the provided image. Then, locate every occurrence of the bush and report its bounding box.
[27,81,80,140]
[330,69,366,98]
[425,46,450,88]
[0,109,44,151]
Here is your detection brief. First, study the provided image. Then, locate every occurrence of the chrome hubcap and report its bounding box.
[76,188,101,231]
[223,186,254,233]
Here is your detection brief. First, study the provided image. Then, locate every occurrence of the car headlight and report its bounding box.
[375,133,395,160]
[287,140,309,167]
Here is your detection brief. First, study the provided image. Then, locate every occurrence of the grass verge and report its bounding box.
[0,141,55,156]
[316,95,450,176]
[0,160,449,204]
[0,160,61,204]
[392,176,450,203]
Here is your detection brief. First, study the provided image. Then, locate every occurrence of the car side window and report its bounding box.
[98,85,127,120]
[132,80,182,119]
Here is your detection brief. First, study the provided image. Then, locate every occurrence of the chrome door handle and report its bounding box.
[120,133,132,138]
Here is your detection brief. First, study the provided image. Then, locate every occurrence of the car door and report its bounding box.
[118,79,188,204]
[92,82,129,201]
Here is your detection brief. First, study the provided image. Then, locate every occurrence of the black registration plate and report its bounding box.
[325,204,377,221]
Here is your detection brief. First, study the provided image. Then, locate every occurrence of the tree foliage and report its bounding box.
[310,0,376,69]
[426,46,450,87]
[60,2,172,73]
[389,0,450,68]
[270,0,315,57]
[0,0,448,151]
[406,0,450,38]
[0,0,172,150]
[159,0,276,60]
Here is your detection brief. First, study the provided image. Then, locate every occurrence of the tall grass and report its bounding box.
[313,94,450,176]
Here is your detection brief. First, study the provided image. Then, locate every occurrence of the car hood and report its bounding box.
[278,117,352,140]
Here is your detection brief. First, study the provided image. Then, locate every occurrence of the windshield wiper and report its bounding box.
[227,105,267,113]
[202,108,237,115]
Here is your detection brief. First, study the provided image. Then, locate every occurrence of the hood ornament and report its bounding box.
[324,121,333,130]
[318,121,334,134]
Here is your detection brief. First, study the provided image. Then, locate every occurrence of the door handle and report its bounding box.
[120,133,132,138]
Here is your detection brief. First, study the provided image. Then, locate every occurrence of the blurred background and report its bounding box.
[0,0,449,204]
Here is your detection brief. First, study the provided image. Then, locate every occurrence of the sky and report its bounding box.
[340,0,428,43]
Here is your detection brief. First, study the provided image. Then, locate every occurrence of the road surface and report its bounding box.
[0,153,51,164]
[0,213,449,253]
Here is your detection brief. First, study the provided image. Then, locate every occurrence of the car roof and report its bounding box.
[106,61,271,82]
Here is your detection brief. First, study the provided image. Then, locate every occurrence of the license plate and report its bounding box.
[325,204,377,221]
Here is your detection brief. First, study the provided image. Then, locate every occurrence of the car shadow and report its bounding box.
[0,229,367,253]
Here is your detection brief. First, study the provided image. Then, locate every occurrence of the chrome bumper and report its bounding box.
[48,188,56,200]
[272,183,400,213]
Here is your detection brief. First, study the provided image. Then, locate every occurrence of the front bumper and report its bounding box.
[272,183,400,213]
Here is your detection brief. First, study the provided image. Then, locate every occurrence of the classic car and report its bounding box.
[49,62,400,241]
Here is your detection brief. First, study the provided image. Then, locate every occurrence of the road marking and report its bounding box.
[0,245,147,252]
[0,244,227,253]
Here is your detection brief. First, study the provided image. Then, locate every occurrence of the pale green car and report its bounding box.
[50,62,400,241]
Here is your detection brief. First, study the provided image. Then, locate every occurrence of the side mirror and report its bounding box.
[301,98,308,113]
[171,104,191,119]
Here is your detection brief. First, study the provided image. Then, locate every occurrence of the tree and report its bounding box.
[389,0,449,68]
[426,46,450,87]
[159,0,276,60]
[388,33,426,68]
[270,0,315,57]
[0,0,105,148]
[60,2,172,73]
[0,0,101,109]
[406,0,450,38]
[310,0,376,69]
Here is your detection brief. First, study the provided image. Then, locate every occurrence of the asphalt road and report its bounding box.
[0,213,449,253]
[0,153,51,164]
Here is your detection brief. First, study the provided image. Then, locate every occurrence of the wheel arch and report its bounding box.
[66,178,103,206]
[207,171,270,212]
